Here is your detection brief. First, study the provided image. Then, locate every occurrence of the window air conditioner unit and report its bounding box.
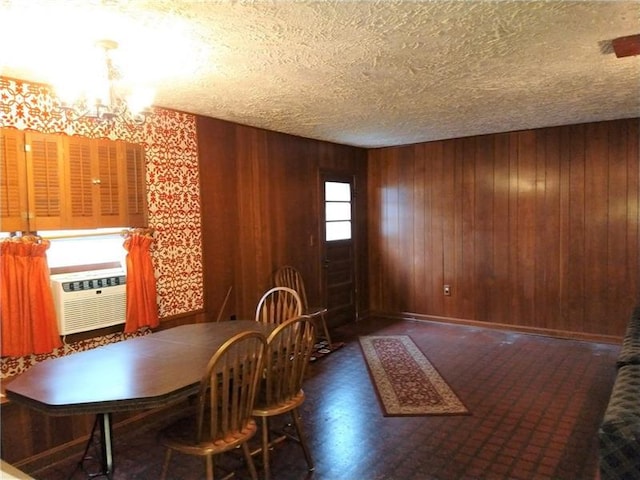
[50,268,127,335]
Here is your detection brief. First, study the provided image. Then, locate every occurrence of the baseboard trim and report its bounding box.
[368,310,623,345]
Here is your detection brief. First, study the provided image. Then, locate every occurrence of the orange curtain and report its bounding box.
[1,236,62,357]
[123,229,159,333]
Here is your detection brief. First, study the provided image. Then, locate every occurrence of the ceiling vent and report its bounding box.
[611,33,640,58]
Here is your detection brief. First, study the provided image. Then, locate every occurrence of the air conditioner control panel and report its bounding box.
[60,275,126,292]
[51,268,126,292]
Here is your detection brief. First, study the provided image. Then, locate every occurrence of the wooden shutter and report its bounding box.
[123,142,148,227]
[25,132,65,230]
[3,131,146,231]
[96,139,125,226]
[0,129,28,232]
[65,136,94,227]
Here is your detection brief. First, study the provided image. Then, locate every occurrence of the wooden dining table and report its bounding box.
[5,320,273,479]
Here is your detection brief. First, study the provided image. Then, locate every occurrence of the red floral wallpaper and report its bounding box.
[0,77,204,320]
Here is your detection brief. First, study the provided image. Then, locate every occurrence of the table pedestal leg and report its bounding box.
[98,413,114,479]
[71,413,115,479]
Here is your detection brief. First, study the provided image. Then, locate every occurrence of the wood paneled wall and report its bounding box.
[197,117,368,325]
[368,119,639,338]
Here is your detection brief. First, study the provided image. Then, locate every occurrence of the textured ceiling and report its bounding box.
[1,0,639,148]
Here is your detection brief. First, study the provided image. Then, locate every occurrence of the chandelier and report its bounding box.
[57,40,154,125]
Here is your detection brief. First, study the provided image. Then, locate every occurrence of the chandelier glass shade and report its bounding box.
[56,40,154,125]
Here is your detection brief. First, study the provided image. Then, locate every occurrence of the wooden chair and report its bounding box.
[254,286,302,326]
[274,265,332,345]
[159,331,267,480]
[252,315,316,480]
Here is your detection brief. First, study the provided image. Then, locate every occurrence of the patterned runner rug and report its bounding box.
[359,335,469,416]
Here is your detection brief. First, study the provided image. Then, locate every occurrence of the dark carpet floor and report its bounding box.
[33,317,618,480]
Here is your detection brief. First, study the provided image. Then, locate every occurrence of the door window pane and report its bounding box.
[325,181,351,241]
[326,201,351,221]
[326,221,351,241]
[325,182,350,201]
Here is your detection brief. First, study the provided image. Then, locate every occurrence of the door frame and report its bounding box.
[319,171,359,323]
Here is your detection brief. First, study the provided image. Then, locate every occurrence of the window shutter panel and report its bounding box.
[25,132,65,230]
[96,139,124,226]
[0,129,28,231]
[124,142,148,227]
[67,136,94,222]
